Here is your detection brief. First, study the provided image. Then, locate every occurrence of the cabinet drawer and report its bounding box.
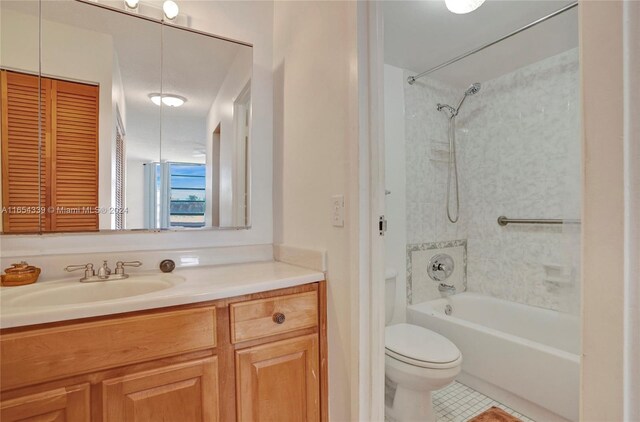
[230,291,318,343]
[0,306,216,390]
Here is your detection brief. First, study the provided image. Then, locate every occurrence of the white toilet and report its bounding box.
[385,269,462,422]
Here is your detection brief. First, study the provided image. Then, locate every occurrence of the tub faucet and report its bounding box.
[438,283,456,296]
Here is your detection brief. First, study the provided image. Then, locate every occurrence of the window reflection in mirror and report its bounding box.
[0,0,252,234]
[160,23,252,230]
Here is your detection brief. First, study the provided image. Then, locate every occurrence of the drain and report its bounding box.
[444,304,453,315]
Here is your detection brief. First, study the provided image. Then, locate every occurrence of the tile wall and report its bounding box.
[404,49,580,313]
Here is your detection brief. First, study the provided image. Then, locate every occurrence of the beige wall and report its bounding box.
[273,1,359,420]
[580,1,640,420]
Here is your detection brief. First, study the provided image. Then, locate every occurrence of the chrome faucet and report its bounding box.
[65,260,142,283]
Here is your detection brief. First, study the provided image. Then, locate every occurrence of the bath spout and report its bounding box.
[438,283,456,296]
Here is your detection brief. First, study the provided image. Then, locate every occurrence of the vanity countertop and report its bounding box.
[0,261,325,329]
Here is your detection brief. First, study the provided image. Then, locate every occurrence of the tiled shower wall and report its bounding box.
[404,48,580,313]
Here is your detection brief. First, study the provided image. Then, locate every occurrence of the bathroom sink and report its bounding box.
[1,274,185,307]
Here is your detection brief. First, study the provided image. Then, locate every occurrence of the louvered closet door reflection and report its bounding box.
[50,79,99,232]
[0,70,48,233]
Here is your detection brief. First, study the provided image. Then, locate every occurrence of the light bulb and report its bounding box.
[163,0,179,20]
[444,0,485,14]
[124,0,139,9]
[161,96,185,107]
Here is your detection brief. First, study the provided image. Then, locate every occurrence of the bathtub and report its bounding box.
[408,292,580,422]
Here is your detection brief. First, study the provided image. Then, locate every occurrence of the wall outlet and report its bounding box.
[331,195,345,227]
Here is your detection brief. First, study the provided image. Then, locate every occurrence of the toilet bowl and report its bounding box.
[385,323,462,422]
[385,270,462,422]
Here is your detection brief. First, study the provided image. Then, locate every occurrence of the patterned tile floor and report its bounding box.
[386,381,535,422]
[433,381,534,422]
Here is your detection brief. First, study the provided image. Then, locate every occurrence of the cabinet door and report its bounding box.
[0,383,90,422]
[236,334,319,422]
[0,70,49,233]
[102,357,219,422]
[49,79,99,232]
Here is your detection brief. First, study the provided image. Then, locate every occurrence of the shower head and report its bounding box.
[465,83,481,96]
[455,82,481,112]
[437,82,482,117]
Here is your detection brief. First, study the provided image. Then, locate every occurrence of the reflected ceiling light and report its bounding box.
[444,0,485,14]
[148,93,187,107]
[124,0,139,9]
[163,0,179,20]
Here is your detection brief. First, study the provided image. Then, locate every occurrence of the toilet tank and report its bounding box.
[385,268,397,325]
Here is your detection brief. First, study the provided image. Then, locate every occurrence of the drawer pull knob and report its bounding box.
[272,312,286,324]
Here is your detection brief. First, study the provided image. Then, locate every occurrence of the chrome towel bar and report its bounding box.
[497,216,581,226]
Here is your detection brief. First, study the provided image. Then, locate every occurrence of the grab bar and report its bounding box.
[497,216,581,226]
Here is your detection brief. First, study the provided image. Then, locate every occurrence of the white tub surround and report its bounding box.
[402,49,580,313]
[0,261,324,329]
[408,293,579,422]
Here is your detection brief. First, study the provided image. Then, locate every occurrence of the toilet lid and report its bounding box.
[385,323,461,366]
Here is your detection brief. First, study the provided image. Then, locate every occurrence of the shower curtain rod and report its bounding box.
[407,1,579,85]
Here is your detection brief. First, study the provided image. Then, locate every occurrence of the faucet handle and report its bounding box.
[115,261,142,275]
[65,263,95,279]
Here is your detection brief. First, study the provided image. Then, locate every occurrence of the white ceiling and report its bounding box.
[383,0,578,88]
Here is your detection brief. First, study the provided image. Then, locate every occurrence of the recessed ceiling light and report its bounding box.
[148,93,187,107]
[163,0,179,20]
[445,0,485,14]
[124,0,139,9]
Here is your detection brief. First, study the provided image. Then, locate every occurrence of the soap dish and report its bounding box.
[1,262,41,286]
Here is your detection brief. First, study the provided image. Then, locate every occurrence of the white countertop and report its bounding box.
[0,261,325,329]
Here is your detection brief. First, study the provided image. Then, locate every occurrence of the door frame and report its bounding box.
[357,1,386,420]
[358,1,640,420]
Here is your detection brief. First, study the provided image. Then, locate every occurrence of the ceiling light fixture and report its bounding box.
[444,0,485,14]
[124,0,139,9]
[163,0,179,20]
[148,93,187,107]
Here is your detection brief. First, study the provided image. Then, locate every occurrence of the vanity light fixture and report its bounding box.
[444,0,485,14]
[124,0,139,10]
[162,0,179,20]
[148,93,187,107]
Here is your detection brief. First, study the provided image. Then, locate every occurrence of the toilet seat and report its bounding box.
[385,323,461,369]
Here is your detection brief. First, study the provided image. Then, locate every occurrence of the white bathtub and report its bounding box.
[408,292,580,422]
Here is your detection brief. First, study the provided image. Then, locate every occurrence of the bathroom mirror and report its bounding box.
[0,0,253,234]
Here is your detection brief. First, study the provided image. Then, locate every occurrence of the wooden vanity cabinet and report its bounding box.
[0,281,327,422]
[1,383,90,422]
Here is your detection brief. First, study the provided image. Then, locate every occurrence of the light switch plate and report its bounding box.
[331,195,344,227]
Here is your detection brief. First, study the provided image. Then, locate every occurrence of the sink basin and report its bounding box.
[1,274,185,307]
